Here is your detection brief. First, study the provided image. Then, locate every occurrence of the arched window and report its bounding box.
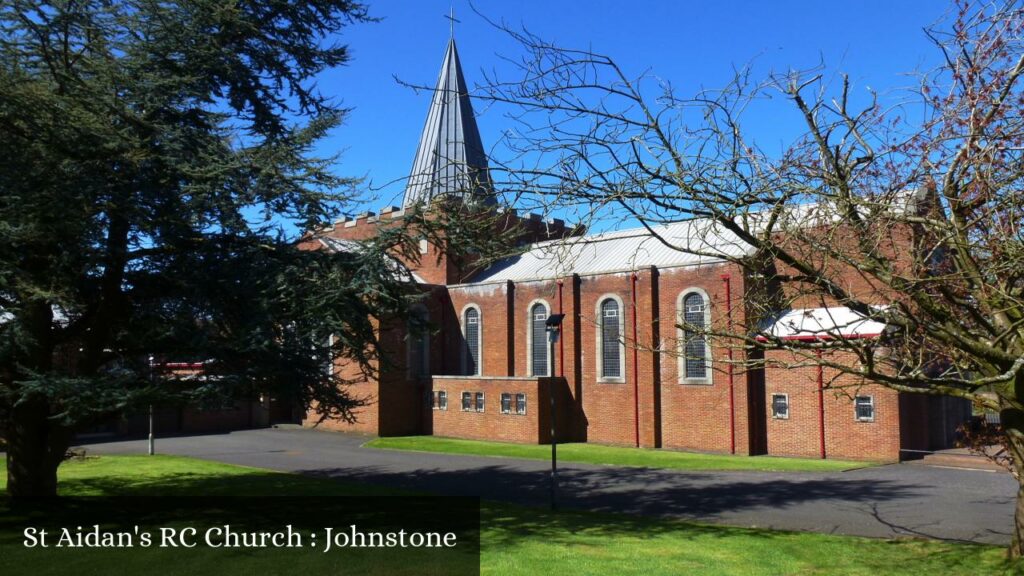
[529,302,549,376]
[680,290,710,382]
[326,334,335,377]
[463,306,481,376]
[408,306,430,377]
[599,297,622,379]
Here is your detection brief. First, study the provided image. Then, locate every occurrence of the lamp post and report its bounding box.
[545,313,565,512]
[147,354,155,456]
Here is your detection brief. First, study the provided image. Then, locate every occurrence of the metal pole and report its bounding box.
[722,274,736,454]
[557,280,564,377]
[550,334,557,511]
[148,354,155,455]
[631,273,640,447]
[817,348,826,460]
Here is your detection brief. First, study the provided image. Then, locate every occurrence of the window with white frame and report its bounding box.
[599,298,622,379]
[427,390,447,410]
[464,306,481,376]
[530,302,549,376]
[771,394,789,419]
[515,393,527,415]
[500,393,512,414]
[461,391,472,411]
[475,392,485,413]
[855,396,875,421]
[680,291,710,381]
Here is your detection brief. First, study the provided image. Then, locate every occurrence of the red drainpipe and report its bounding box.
[817,348,826,459]
[631,272,640,448]
[557,280,565,377]
[721,274,735,455]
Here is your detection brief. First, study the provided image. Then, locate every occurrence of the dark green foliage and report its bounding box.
[0,0,467,495]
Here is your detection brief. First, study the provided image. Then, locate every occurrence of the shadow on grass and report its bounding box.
[20,458,1020,575]
[60,459,996,546]
[476,502,1016,575]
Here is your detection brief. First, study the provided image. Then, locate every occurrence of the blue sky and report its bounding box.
[312,0,951,223]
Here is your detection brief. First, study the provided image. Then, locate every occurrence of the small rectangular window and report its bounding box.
[501,393,511,414]
[438,391,447,411]
[855,396,874,421]
[515,393,526,415]
[475,392,485,413]
[461,392,471,412]
[771,394,789,419]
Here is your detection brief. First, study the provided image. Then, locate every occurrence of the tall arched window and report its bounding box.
[464,306,480,375]
[408,306,430,377]
[599,298,622,379]
[529,302,549,376]
[680,290,710,382]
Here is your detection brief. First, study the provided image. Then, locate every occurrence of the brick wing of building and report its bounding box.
[301,38,969,462]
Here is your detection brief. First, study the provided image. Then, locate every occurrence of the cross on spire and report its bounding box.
[444,5,460,39]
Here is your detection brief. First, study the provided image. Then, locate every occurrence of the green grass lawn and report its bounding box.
[0,454,1017,575]
[366,436,873,473]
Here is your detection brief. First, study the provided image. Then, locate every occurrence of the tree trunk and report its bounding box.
[1002,404,1024,559]
[1013,478,1024,560]
[5,397,71,499]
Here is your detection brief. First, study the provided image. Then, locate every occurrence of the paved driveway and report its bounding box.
[81,428,1016,545]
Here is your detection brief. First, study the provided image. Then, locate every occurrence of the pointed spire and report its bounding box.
[402,38,495,208]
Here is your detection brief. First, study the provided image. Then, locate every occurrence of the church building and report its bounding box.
[301,38,969,462]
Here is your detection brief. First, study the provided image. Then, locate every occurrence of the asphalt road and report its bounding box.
[81,428,1017,545]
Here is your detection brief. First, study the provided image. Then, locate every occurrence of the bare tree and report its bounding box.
[475,0,1024,558]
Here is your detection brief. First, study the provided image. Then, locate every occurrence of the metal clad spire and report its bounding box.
[403,38,495,208]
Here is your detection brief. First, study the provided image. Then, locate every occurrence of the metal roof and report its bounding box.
[402,39,494,208]
[467,219,754,284]
[318,237,427,284]
[318,237,361,253]
[761,307,886,340]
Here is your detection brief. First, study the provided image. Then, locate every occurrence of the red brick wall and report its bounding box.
[575,272,639,446]
[301,285,449,436]
[295,208,952,462]
[769,222,915,312]
[303,361,380,435]
[509,280,561,378]
[427,376,574,444]
[657,263,750,453]
[763,349,902,461]
[447,283,513,377]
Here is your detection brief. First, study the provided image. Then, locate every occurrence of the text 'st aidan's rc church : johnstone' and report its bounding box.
[300,38,969,462]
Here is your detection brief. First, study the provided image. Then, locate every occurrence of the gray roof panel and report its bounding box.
[467,219,754,284]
